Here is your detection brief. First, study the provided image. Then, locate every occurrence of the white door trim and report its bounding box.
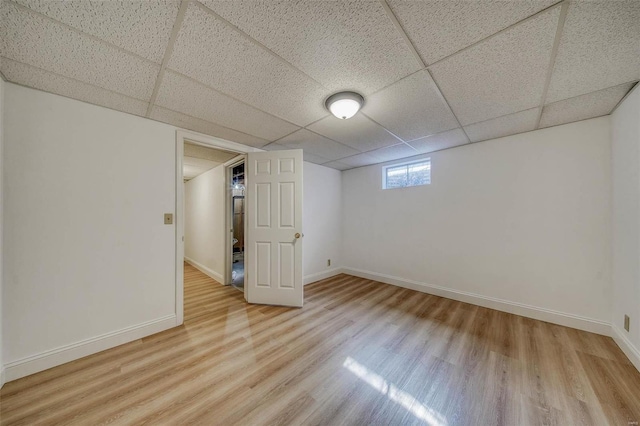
[175,129,261,325]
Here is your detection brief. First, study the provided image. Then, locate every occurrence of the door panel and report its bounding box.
[246,149,303,307]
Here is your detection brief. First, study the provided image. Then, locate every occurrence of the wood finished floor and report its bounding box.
[1,264,639,425]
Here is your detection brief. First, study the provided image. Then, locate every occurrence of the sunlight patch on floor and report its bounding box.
[343,356,448,426]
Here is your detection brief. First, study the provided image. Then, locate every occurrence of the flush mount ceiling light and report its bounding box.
[325,91,364,120]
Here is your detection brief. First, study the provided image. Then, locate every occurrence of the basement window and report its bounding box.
[383,159,431,189]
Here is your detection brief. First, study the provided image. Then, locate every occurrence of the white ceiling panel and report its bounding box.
[277,129,358,161]
[301,151,331,165]
[0,58,149,117]
[407,128,469,154]
[307,114,402,152]
[156,71,299,141]
[340,143,419,168]
[150,106,269,148]
[183,156,222,170]
[0,1,159,101]
[336,152,381,168]
[362,71,459,141]
[388,0,557,65]
[546,1,640,103]
[12,0,180,63]
[263,141,329,164]
[199,0,420,95]
[167,2,327,127]
[464,108,539,143]
[184,142,239,163]
[540,83,636,129]
[322,161,352,171]
[429,6,559,126]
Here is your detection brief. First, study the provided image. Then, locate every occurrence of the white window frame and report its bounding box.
[382,158,431,190]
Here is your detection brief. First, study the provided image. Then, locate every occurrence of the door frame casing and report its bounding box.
[175,129,260,325]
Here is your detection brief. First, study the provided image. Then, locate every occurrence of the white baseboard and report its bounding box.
[4,314,177,383]
[184,257,224,283]
[304,267,344,285]
[611,325,640,372]
[343,267,611,336]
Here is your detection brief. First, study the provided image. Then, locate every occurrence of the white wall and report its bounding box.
[611,84,640,369]
[3,84,178,380]
[303,162,342,283]
[184,165,226,282]
[343,117,612,333]
[0,77,5,387]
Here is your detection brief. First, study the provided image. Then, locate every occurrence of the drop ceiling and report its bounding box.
[1,0,638,170]
[183,142,238,180]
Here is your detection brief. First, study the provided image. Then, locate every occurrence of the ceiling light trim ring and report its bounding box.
[325,91,365,120]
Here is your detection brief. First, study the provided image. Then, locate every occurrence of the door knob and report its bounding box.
[295,233,301,239]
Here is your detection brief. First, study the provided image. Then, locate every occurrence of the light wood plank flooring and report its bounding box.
[1,264,639,425]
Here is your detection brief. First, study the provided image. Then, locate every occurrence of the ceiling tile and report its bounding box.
[388,0,556,65]
[429,7,560,125]
[306,114,402,152]
[184,142,239,162]
[540,82,636,129]
[546,1,640,103]
[301,152,331,165]
[322,161,352,171]
[408,128,469,154]
[340,143,419,168]
[0,2,158,100]
[12,0,180,63]
[362,71,459,141]
[464,108,539,143]
[156,71,299,141]
[199,0,420,94]
[0,58,148,116]
[167,2,327,127]
[262,143,288,151]
[277,129,358,161]
[336,152,380,168]
[183,156,222,170]
[263,142,329,164]
[150,106,268,148]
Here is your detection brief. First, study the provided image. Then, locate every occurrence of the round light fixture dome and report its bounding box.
[325,91,364,120]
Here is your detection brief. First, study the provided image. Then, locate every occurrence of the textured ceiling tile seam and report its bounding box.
[0,56,152,104]
[360,112,410,144]
[193,0,328,91]
[425,0,565,70]
[6,0,161,68]
[377,0,472,144]
[156,104,278,143]
[146,0,190,117]
[330,141,417,164]
[4,78,153,121]
[165,68,321,130]
[547,78,640,108]
[378,0,426,69]
[280,126,368,155]
[461,106,540,129]
[534,1,570,129]
[359,68,424,102]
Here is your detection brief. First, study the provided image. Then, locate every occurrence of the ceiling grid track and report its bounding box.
[194,1,328,91]
[7,0,159,67]
[534,0,570,129]
[425,0,565,69]
[378,0,472,145]
[146,0,190,117]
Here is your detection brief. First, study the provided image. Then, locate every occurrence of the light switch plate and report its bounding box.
[164,213,173,225]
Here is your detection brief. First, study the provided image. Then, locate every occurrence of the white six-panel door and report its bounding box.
[246,149,303,307]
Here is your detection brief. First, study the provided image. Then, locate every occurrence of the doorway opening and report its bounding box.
[230,161,245,292]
